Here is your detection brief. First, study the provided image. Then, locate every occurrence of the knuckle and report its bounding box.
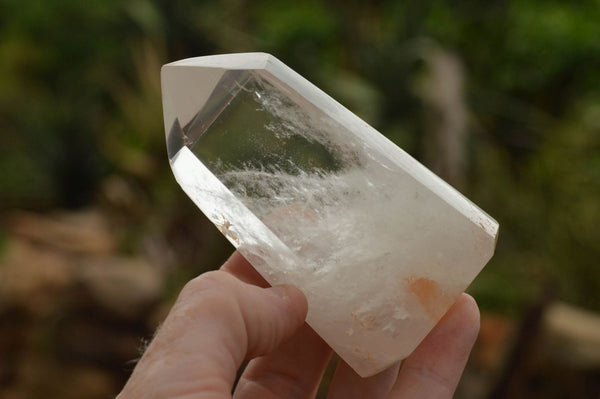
[180,271,233,299]
[175,271,241,315]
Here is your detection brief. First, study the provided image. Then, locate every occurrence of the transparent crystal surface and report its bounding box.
[161,53,499,377]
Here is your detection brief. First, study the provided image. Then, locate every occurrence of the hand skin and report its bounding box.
[118,252,480,399]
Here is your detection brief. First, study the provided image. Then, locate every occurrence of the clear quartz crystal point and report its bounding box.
[161,53,498,377]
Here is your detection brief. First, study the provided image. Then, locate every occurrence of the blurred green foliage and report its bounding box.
[1,0,599,312]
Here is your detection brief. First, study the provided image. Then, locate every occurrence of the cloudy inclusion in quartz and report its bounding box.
[164,55,498,377]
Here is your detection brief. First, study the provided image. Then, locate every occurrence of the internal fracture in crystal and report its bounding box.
[161,53,498,377]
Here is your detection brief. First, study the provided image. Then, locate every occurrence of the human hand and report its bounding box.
[118,251,480,399]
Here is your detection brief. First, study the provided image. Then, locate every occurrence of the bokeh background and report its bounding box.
[1,1,600,398]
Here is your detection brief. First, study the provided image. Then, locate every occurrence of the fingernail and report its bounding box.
[268,285,290,301]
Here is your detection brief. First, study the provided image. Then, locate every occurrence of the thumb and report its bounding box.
[119,271,307,398]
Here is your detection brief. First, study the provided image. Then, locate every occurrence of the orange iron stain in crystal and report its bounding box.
[405,276,449,320]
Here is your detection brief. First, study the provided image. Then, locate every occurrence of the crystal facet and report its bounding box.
[161,53,498,377]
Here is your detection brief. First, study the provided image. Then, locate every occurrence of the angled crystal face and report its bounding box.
[161,53,498,377]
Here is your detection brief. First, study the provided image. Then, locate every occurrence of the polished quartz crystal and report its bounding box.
[161,53,498,377]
